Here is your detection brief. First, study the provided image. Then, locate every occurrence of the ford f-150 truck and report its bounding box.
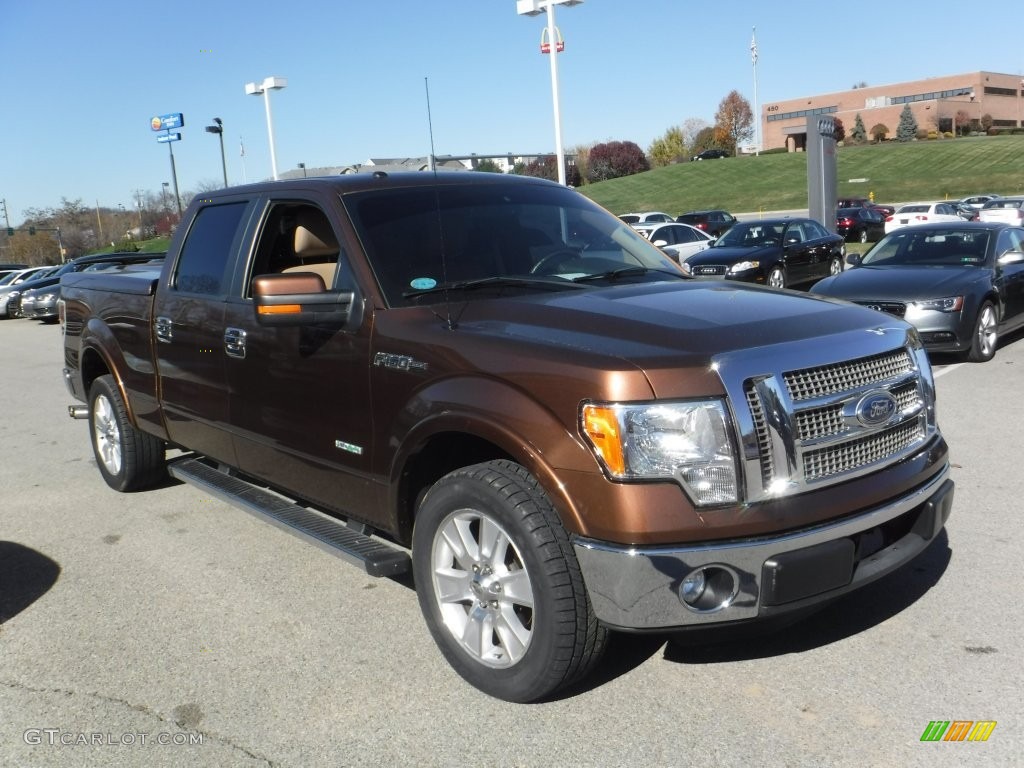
[60,173,954,702]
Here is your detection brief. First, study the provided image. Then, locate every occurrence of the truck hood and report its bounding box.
[453,279,908,368]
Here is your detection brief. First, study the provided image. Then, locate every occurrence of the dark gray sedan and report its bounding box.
[811,222,1024,362]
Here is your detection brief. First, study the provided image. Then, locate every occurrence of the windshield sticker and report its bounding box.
[410,277,437,290]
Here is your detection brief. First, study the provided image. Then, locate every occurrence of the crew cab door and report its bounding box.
[155,198,255,465]
[221,196,380,523]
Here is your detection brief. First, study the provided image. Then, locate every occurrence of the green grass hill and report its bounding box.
[579,135,1024,216]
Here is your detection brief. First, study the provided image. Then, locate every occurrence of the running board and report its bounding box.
[168,458,410,577]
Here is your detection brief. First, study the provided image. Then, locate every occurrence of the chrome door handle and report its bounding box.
[224,327,247,359]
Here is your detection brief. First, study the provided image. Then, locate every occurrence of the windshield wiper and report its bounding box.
[572,266,687,283]
[403,275,583,300]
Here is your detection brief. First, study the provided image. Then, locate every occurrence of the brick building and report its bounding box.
[762,71,1024,151]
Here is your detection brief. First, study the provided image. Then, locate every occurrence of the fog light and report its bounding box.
[680,571,706,605]
[677,565,740,613]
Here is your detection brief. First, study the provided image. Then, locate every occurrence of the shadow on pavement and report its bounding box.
[0,542,61,624]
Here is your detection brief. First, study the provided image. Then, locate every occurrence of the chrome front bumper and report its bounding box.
[573,465,953,630]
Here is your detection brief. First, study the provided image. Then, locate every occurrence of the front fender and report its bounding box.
[388,376,603,536]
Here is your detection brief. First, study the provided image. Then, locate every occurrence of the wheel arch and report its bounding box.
[386,381,596,547]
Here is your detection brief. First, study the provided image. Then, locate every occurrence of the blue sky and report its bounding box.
[2,0,1022,221]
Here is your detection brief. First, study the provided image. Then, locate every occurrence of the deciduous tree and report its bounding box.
[681,118,710,151]
[870,123,889,143]
[586,141,649,182]
[648,126,687,167]
[954,110,972,136]
[713,91,754,154]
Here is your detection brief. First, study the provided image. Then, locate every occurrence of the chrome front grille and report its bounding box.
[736,343,934,500]
[803,420,925,481]
[783,349,914,401]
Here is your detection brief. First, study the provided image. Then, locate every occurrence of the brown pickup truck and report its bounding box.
[60,173,953,702]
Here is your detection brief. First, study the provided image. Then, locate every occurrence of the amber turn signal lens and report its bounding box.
[581,405,626,476]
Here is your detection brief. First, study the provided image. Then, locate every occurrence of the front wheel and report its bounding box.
[828,256,843,276]
[966,301,998,362]
[89,375,166,491]
[767,266,786,289]
[412,460,607,702]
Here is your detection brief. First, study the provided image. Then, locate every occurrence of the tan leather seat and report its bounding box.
[281,210,340,287]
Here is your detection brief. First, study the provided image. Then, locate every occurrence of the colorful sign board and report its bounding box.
[151,113,185,131]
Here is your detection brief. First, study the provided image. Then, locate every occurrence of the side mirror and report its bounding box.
[253,273,355,327]
[653,239,669,247]
[997,250,1024,266]
[846,253,863,267]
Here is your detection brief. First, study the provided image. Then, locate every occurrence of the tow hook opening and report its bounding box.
[679,565,740,613]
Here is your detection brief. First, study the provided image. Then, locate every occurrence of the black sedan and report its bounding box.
[680,218,845,289]
[811,222,1024,362]
[836,207,886,243]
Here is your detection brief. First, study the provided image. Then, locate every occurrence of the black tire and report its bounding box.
[88,375,166,492]
[767,266,786,289]
[858,229,869,244]
[966,301,998,363]
[828,256,843,276]
[412,459,608,702]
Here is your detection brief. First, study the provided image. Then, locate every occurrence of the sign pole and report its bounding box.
[167,138,183,218]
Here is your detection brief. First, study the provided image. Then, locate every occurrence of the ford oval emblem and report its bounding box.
[855,390,898,427]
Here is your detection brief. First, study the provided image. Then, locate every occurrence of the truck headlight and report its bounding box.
[581,400,739,505]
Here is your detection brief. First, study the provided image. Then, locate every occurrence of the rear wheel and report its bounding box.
[89,375,166,491]
[412,460,607,702]
[767,266,786,289]
[966,301,998,362]
[858,229,869,244]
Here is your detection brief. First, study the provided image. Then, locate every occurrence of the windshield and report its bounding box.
[861,229,990,267]
[345,182,680,307]
[713,221,785,248]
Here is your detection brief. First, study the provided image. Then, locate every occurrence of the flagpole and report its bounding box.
[751,27,760,156]
[240,136,248,183]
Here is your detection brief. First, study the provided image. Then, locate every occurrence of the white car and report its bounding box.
[0,266,53,318]
[977,196,1024,225]
[631,222,715,264]
[883,202,962,234]
[618,211,675,224]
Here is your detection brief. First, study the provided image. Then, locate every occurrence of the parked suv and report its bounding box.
[676,209,737,237]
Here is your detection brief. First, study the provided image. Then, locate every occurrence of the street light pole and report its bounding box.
[517,0,583,187]
[245,77,288,181]
[205,117,229,187]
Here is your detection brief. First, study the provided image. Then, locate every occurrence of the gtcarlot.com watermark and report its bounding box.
[24,729,203,747]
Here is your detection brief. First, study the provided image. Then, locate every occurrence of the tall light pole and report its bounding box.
[205,117,229,187]
[516,0,583,186]
[245,76,287,180]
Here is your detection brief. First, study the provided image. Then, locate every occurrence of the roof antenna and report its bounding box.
[424,76,455,330]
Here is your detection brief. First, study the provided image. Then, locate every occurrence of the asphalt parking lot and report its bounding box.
[1,319,1021,768]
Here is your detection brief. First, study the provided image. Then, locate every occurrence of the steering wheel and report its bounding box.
[530,249,582,275]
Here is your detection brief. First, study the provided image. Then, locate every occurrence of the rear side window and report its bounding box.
[173,202,248,295]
